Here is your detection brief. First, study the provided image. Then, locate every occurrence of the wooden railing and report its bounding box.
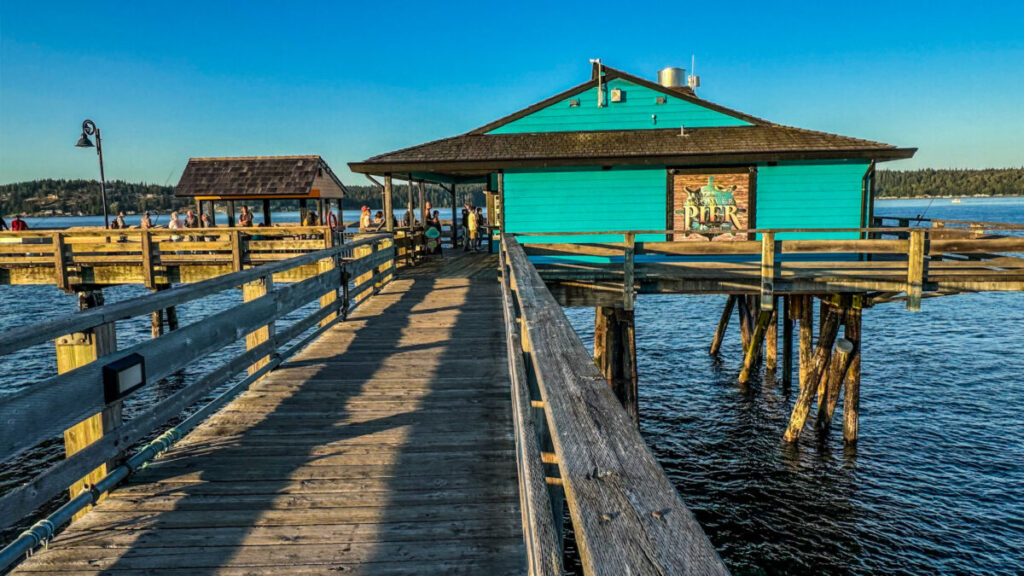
[500,236,729,575]
[0,234,395,547]
[516,225,1024,311]
[0,226,345,287]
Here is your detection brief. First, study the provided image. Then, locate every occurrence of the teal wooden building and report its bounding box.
[349,62,915,244]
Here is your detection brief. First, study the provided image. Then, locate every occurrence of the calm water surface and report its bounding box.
[564,198,1024,575]
[2,198,1023,574]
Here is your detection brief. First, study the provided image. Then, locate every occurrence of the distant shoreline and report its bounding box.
[876,194,1024,200]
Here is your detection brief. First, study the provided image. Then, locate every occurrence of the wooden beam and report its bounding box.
[783,307,842,442]
[739,310,773,384]
[799,295,813,392]
[384,176,394,232]
[709,295,736,356]
[817,337,855,435]
[843,308,862,445]
[262,199,272,225]
[622,232,635,311]
[242,277,275,375]
[782,296,794,387]
[765,303,779,371]
[907,228,926,311]
[594,307,639,425]
[737,294,752,351]
[58,290,120,519]
[760,232,776,309]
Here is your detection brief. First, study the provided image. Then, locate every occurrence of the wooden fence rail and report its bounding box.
[501,236,729,575]
[0,233,396,532]
[515,225,1024,311]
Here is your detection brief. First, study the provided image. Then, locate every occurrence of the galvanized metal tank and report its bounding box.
[658,67,686,88]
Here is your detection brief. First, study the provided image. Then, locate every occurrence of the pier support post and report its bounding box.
[816,338,854,435]
[594,306,638,424]
[384,176,394,232]
[709,295,736,356]
[798,295,813,392]
[783,296,794,387]
[58,289,121,519]
[737,295,752,352]
[739,310,773,384]
[843,308,862,445]
[765,301,779,371]
[243,276,276,374]
[783,306,841,442]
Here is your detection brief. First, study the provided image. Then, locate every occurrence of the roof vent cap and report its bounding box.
[658,67,685,88]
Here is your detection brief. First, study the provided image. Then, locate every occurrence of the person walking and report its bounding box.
[238,205,254,227]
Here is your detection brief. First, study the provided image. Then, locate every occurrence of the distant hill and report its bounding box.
[876,168,1024,198]
[0,179,485,217]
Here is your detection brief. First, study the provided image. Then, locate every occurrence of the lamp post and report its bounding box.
[76,119,109,228]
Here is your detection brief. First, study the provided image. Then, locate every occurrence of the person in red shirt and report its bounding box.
[11,216,28,231]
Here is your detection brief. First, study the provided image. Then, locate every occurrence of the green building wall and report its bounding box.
[489,78,750,134]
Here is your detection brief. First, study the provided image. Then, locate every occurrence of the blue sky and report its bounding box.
[1,1,1022,185]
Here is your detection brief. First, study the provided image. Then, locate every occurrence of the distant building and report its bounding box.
[350,63,915,242]
[175,155,346,226]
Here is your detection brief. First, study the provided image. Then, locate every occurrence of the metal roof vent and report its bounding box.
[658,67,685,88]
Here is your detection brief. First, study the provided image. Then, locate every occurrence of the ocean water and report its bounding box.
[562,197,1024,575]
[2,198,1023,574]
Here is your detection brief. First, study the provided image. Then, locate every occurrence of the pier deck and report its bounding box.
[11,251,526,575]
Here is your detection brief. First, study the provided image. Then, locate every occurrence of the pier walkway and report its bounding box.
[10,252,526,575]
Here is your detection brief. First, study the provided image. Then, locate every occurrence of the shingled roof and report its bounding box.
[175,155,347,198]
[349,125,916,175]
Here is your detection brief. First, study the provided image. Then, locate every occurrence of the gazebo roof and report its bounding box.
[175,155,347,199]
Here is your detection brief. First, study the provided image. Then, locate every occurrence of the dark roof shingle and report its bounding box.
[175,156,344,198]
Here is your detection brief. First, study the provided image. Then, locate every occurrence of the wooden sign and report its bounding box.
[670,170,752,241]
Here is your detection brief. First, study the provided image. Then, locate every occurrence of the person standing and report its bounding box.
[475,207,485,252]
[11,215,28,231]
[140,212,153,229]
[467,205,479,253]
[168,211,183,241]
[238,205,254,227]
[113,211,127,230]
[461,202,471,251]
[0,215,8,231]
[184,209,200,228]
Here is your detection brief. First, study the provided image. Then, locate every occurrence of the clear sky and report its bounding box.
[1,1,1022,186]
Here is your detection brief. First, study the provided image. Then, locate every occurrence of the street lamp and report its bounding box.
[76,119,109,228]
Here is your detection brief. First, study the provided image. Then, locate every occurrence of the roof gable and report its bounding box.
[175,155,347,198]
[476,64,761,135]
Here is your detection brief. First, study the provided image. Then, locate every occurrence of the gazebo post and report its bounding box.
[227,200,236,227]
[450,184,458,248]
[299,199,308,225]
[407,178,414,227]
[384,176,394,232]
[418,181,427,225]
[263,199,272,225]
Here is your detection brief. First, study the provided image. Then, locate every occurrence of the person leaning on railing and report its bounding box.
[0,215,7,231]
[238,205,254,227]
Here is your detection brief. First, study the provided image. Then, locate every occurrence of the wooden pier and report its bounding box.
[1,232,726,575]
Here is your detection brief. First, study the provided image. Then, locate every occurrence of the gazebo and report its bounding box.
[174,155,347,227]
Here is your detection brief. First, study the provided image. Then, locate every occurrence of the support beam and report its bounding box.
[58,290,120,519]
[407,179,415,227]
[622,232,635,311]
[243,277,275,375]
[594,307,638,424]
[739,310,773,384]
[799,295,813,392]
[384,176,394,232]
[737,294,752,351]
[262,199,272,225]
[783,307,842,442]
[843,308,863,445]
[450,184,458,247]
[907,228,926,311]
[227,200,236,227]
[817,337,855,435]
[783,296,794,387]
[765,303,779,371]
[709,295,736,356]
[418,181,427,225]
[299,198,308,225]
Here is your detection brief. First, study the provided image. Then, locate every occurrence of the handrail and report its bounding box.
[501,236,729,575]
[0,234,397,540]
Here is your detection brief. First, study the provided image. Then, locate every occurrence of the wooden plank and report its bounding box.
[907,228,926,311]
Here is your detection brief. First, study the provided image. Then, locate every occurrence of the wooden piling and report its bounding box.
[594,307,639,424]
[783,296,794,387]
[739,310,774,383]
[799,295,813,391]
[816,338,855,435]
[709,295,736,356]
[765,302,779,371]
[907,228,926,311]
[58,289,121,519]
[843,308,863,445]
[737,295,752,351]
[783,307,841,442]
[815,302,836,406]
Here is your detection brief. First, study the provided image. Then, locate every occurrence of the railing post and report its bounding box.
[53,231,69,291]
[57,289,120,519]
[318,252,339,328]
[761,231,776,310]
[141,230,154,289]
[907,228,926,311]
[243,275,275,374]
[230,230,244,273]
[622,232,635,311]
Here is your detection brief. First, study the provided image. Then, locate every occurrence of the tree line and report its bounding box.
[0,179,487,217]
[875,168,1024,198]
